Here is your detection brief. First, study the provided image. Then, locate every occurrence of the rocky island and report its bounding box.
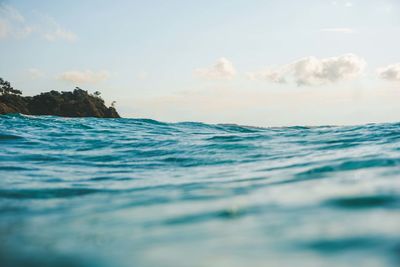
[0,78,120,118]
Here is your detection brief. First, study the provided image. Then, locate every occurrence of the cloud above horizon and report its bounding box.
[0,4,77,42]
[0,4,34,39]
[194,58,236,80]
[248,54,366,86]
[41,16,77,42]
[377,63,400,82]
[28,68,45,79]
[59,70,110,84]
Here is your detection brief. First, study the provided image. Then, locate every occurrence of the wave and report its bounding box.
[1,114,400,267]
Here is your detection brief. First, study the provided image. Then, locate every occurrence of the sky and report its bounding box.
[0,0,399,126]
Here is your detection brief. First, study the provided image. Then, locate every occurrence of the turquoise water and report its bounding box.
[0,114,399,267]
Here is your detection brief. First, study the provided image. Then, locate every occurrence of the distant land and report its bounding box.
[0,78,120,118]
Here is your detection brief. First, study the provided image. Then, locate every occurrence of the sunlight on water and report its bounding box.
[0,114,400,267]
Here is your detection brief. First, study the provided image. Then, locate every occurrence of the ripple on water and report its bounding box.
[0,188,108,199]
[1,114,400,267]
[325,195,399,209]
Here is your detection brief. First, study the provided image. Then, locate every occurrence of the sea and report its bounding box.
[0,114,399,267]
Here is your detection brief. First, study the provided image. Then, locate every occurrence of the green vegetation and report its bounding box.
[0,78,120,118]
[0,78,22,95]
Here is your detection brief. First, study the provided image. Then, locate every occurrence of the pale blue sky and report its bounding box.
[1,0,399,126]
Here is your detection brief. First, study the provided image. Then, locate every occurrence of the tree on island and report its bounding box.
[74,87,104,101]
[93,90,104,100]
[0,78,22,95]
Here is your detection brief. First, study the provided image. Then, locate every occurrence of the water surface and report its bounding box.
[1,114,399,267]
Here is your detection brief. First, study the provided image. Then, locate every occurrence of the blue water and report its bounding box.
[0,114,399,267]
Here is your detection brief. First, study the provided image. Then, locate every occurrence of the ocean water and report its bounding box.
[0,114,399,267]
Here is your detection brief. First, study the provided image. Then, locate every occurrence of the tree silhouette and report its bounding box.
[0,78,22,95]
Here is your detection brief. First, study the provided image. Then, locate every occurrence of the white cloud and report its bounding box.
[41,16,77,42]
[0,4,33,39]
[292,54,366,86]
[377,63,400,82]
[0,4,77,42]
[28,68,45,79]
[248,54,366,86]
[247,68,288,84]
[59,70,110,84]
[0,4,25,22]
[194,57,236,80]
[320,28,354,34]
[44,27,77,42]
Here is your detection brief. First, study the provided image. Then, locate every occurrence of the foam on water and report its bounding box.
[1,114,400,267]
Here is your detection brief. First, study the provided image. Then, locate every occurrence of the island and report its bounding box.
[0,78,120,118]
